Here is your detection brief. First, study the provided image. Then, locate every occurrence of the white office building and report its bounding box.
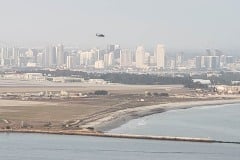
[135,46,145,68]
[120,49,132,67]
[156,44,165,69]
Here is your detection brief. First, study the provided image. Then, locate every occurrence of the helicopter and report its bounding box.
[96,33,105,37]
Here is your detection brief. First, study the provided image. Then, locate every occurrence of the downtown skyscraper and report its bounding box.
[156,44,165,69]
[135,46,145,68]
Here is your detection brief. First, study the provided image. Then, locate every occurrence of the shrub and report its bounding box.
[94,90,108,95]
[159,93,169,97]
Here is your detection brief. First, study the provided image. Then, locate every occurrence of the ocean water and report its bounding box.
[110,103,240,142]
[0,103,240,160]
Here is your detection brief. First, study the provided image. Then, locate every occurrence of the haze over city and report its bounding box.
[1,1,240,160]
[0,0,240,51]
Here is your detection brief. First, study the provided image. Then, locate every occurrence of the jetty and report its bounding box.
[0,129,239,144]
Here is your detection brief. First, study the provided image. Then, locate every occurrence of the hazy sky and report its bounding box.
[0,0,240,50]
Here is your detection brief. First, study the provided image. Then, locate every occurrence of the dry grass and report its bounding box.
[0,84,193,130]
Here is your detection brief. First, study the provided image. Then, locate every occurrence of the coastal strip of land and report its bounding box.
[81,99,240,131]
[1,97,240,133]
[1,84,240,142]
[1,98,240,144]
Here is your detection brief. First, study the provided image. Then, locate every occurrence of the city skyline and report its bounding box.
[0,0,240,50]
[0,43,237,72]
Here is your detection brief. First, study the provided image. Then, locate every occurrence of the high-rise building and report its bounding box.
[44,47,49,67]
[0,48,4,66]
[108,52,114,66]
[13,47,20,67]
[80,51,91,66]
[103,52,114,67]
[36,53,44,67]
[0,47,8,66]
[170,60,175,70]
[120,49,132,67]
[195,56,202,69]
[103,53,109,67]
[201,56,205,68]
[67,55,74,69]
[202,56,220,70]
[144,52,150,67]
[44,45,57,67]
[79,52,87,66]
[56,44,64,66]
[211,56,220,69]
[175,52,184,67]
[135,46,145,68]
[156,44,165,69]
[107,44,121,61]
[203,56,211,69]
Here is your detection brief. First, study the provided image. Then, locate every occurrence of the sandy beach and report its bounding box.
[85,99,240,132]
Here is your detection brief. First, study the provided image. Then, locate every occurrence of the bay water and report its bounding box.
[110,103,240,142]
[0,103,240,160]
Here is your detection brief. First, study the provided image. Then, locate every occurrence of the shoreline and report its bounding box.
[86,98,240,132]
[0,98,240,144]
[1,98,240,138]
